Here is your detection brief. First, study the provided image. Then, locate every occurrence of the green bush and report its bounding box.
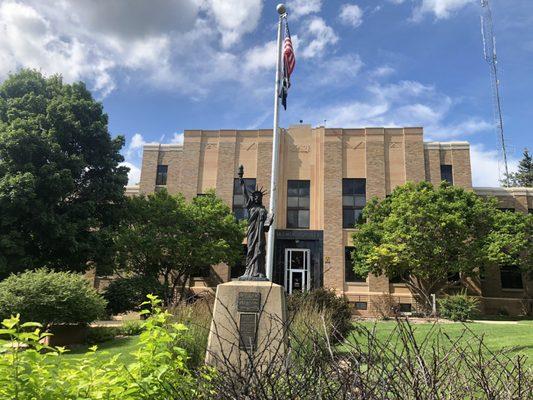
[103,276,166,315]
[0,269,106,327]
[287,288,352,338]
[86,321,144,344]
[0,295,198,399]
[438,292,479,322]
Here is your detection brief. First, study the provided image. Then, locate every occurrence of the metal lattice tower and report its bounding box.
[480,0,509,181]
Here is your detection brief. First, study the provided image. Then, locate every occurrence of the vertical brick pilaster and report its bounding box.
[139,145,159,194]
[323,129,344,291]
[451,146,472,190]
[256,131,273,207]
[403,128,425,183]
[365,129,386,199]
[424,145,442,186]
[165,148,182,195]
[180,131,202,201]
[216,132,237,207]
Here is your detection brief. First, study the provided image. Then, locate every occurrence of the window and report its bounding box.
[345,247,365,282]
[440,165,453,185]
[156,165,168,185]
[287,180,310,229]
[343,179,366,228]
[230,245,248,279]
[500,266,523,289]
[355,302,367,310]
[399,303,412,313]
[232,178,256,221]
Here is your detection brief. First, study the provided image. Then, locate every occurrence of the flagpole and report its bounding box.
[266,3,286,281]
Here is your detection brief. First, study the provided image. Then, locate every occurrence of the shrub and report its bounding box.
[371,294,400,319]
[87,326,120,344]
[438,292,479,321]
[287,288,352,338]
[0,269,106,327]
[103,275,166,315]
[120,320,144,336]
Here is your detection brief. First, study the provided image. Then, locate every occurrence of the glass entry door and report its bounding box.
[284,248,311,294]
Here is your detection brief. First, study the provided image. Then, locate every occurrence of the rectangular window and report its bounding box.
[355,302,368,310]
[232,178,257,221]
[500,266,523,289]
[287,180,310,229]
[399,303,412,313]
[345,247,366,282]
[342,178,366,228]
[440,165,453,185]
[156,165,168,185]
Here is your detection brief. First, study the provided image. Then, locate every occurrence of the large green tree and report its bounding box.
[113,190,244,305]
[503,149,533,187]
[350,181,532,312]
[0,70,128,277]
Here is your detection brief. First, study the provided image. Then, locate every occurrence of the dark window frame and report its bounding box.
[345,246,366,283]
[500,266,523,289]
[155,165,168,186]
[232,178,257,221]
[286,180,310,229]
[342,178,366,228]
[355,301,368,310]
[440,164,453,185]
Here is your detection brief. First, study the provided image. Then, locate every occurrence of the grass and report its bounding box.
[61,336,141,365]
[344,320,533,364]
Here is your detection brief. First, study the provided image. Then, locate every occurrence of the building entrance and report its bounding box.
[284,248,311,294]
[273,230,323,291]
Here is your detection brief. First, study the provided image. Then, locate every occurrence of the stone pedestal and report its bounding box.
[205,280,287,370]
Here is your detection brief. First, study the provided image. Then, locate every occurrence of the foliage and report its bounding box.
[502,148,533,187]
[350,181,531,313]
[86,321,144,345]
[0,268,106,328]
[438,292,479,321]
[0,295,201,399]
[170,297,213,369]
[113,190,244,305]
[103,276,166,315]
[485,209,533,270]
[0,69,129,278]
[287,288,352,338]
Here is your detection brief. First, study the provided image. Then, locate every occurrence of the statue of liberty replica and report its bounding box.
[237,165,273,281]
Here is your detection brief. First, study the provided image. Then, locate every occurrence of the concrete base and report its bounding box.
[205,280,287,370]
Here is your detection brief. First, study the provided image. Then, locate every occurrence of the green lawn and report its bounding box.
[61,336,141,365]
[343,320,533,364]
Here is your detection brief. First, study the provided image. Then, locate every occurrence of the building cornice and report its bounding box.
[424,141,470,150]
[473,187,533,197]
[143,144,183,151]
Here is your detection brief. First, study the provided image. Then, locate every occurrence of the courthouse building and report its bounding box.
[127,125,532,316]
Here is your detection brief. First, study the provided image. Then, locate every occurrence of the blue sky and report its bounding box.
[0,0,531,187]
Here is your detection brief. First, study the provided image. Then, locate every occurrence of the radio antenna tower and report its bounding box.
[480,0,509,181]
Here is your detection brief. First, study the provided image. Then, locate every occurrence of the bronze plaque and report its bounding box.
[239,313,257,351]
[237,292,261,312]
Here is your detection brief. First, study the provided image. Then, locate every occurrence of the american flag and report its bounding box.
[280,20,295,110]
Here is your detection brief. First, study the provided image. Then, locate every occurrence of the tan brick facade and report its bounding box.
[128,125,532,316]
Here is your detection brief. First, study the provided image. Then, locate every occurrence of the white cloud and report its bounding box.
[370,66,396,78]
[120,161,141,186]
[299,17,338,58]
[171,132,184,145]
[286,0,321,19]
[339,4,364,28]
[244,40,278,73]
[412,0,474,21]
[470,144,518,187]
[207,0,263,48]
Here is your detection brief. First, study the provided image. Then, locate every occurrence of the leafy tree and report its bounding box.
[353,182,493,310]
[502,149,533,187]
[0,70,129,277]
[350,181,531,313]
[113,190,244,306]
